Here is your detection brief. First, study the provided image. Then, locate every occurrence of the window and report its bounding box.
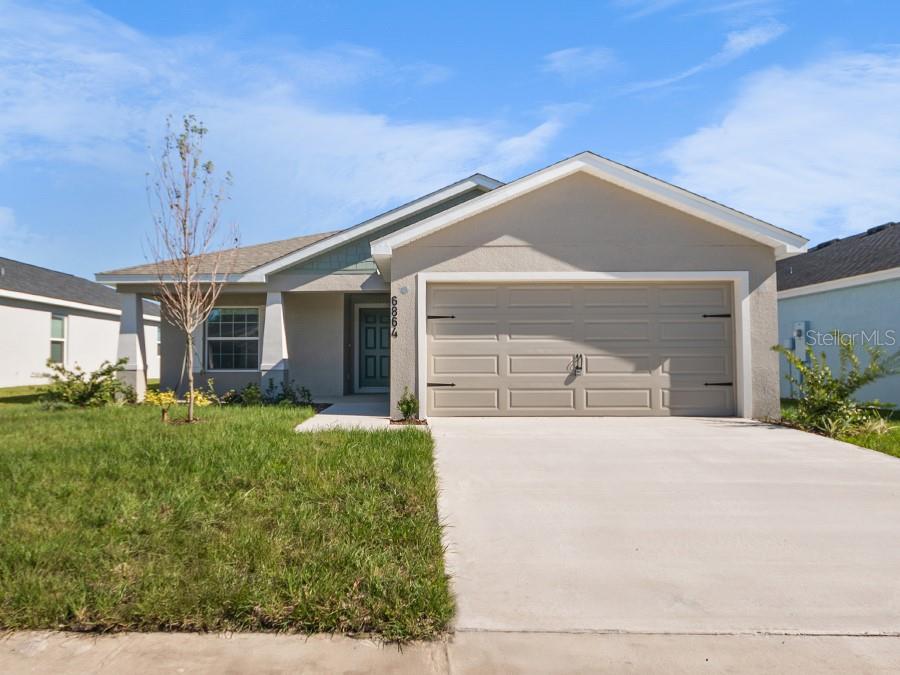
[50,314,66,364]
[156,326,161,357]
[206,308,259,370]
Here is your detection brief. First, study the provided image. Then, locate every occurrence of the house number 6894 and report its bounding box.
[390,296,399,337]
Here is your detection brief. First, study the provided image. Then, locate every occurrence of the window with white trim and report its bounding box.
[206,308,259,370]
[50,314,65,364]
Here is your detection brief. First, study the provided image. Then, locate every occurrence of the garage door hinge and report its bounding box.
[702,313,731,318]
[427,314,456,319]
[427,382,456,387]
[704,381,733,387]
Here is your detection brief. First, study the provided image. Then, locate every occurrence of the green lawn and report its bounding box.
[0,384,48,405]
[0,403,452,640]
[781,399,900,459]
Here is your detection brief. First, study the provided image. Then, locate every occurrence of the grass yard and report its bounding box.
[0,403,452,641]
[0,384,48,405]
[781,399,900,459]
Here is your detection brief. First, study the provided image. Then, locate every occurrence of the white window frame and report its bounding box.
[205,306,263,372]
[49,313,67,366]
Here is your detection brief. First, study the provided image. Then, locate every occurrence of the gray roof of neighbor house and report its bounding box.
[776,222,900,291]
[0,257,160,316]
[99,231,339,276]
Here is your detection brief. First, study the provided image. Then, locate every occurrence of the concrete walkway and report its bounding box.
[295,394,392,431]
[3,630,899,674]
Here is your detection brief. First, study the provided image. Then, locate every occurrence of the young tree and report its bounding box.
[148,114,237,421]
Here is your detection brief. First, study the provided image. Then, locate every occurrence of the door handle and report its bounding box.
[572,353,584,376]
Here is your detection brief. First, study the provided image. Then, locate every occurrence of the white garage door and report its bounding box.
[426,282,735,416]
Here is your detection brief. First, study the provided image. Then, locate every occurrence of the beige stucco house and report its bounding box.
[97,152,807,419]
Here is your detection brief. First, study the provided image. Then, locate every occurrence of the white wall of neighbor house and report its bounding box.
[0,298,160,388]
[778,277,900,406]
[388,171,781,420]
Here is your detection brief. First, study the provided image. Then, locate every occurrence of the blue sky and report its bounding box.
[2,0,900,278]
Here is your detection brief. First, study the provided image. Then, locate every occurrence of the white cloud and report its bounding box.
[663,51,900,239]
[541,47,616,80]
[625,21,785,92]
[0,207,41,259]
[0,1,560,241]
[615,0,780,20]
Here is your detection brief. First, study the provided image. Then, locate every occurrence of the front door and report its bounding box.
[357,307,390,391]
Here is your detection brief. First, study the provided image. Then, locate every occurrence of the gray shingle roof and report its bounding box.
[99,231,339,276]
[777,222,900,291]
[0,257,160,316]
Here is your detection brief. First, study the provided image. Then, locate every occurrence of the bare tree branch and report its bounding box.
[146,114,238,421]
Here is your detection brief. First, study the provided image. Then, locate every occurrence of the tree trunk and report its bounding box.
[187,333,195,422]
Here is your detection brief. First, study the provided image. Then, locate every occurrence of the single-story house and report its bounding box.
[777,222,900,406]
[97,152,807,419]
[0,257,160,388]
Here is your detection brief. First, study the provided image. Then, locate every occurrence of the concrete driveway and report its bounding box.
[431,417,900,635]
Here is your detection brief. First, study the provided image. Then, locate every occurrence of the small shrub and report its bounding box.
[43,358,130,407]
[144,389,177,408]
[774,333,899,437]
[263,378,313,406]
[239,382,262,406]
[189,390,213,407]
[144,388,178,422]
[397,387,419,420]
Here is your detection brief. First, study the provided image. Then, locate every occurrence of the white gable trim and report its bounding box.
[372,152,807,278]
[0,288,160,322]
[777,266,900,300]
[239,174,502,282]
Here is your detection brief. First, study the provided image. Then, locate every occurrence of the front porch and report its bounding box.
[115,290,392,405]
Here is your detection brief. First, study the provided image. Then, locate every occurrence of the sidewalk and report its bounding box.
[3,630,899,674]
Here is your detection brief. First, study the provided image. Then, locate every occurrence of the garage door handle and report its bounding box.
[427,382,456,387]
[704,382,733,386]
[702,313,731,318]
[427,315,456,319]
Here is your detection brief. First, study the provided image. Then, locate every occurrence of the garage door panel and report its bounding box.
[508,354,572,374]
[432,355,499,375]
[659,319,728,342]
[432,320,499,341]
[582,285,651,308]
[508,286,575,308]
[432,388,499,411]
[429,286,498,310]
[585,388,652,411]
[658,285,729,310]
[662,354,731,377]
[663,387,733,415]
[509,388,575,410]
[584,354,653,374]
[583,319,651,342]
[508,320,576,341]
[427,282,735,417]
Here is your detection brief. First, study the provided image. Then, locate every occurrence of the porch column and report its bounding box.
[117,292,147,400]
[260,291,289,392]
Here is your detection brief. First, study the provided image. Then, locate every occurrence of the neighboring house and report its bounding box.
[777,222,900,406]
[0,258,161,388]
[97,152,807,419]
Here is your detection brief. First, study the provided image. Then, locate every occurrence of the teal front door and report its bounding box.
[358,307,390,390]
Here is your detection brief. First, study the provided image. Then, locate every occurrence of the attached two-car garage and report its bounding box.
[425,281,736,417]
